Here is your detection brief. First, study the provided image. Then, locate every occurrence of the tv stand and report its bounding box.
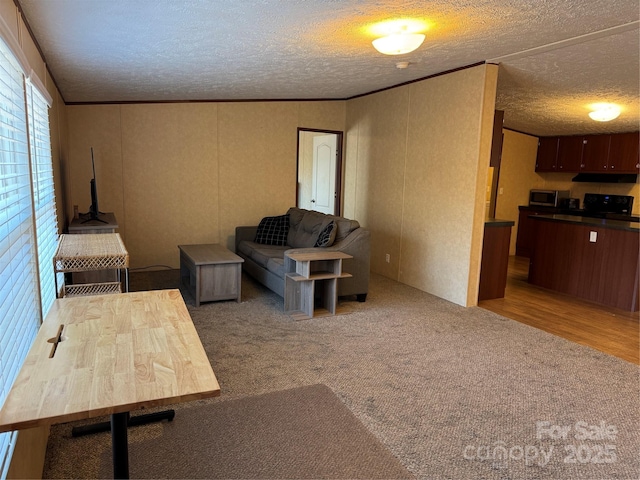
[80,211,107,224]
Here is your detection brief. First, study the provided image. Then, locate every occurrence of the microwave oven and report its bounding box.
[529,189,570,207]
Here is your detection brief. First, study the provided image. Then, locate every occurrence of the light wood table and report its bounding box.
[0,290,220,478]
[179,244,244,306]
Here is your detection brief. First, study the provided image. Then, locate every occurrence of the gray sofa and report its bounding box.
[235,207,370,301]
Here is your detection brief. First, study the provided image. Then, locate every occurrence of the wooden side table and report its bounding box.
[178,244,244,306]
[284,251,352,320]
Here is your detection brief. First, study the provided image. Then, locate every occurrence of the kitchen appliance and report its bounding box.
[582,193,634,216]
[559,197,580,209]
[529,189,570,207]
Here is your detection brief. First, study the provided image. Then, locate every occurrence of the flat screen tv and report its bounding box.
[82,147,106,223]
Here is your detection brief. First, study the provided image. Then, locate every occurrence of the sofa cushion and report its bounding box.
[254,214,290,246]
[287,207,359,245]
[314,221,336,247]
[287,210,330,248]
[238,240,288,268]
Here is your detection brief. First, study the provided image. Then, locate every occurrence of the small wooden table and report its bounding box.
[0,290,220,478]
[179,244,244,306]
[284,251,352,320]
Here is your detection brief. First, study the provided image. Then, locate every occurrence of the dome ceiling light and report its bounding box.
[370,20,427,55]
[588,103,621,122]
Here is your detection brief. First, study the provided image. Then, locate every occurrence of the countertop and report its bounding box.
[485,218,515,227]
[532,214,639,232]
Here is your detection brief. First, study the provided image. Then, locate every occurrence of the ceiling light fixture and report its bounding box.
[372,24,425,55]
[588,103,621,122]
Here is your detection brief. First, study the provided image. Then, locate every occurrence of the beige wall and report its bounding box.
[66,101,347,268]
[495,129,540,254]
[0,1,68,478]
[345,64,499,307]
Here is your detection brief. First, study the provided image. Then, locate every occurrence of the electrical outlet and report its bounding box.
[589,231,597,243]
[385,253,390,263]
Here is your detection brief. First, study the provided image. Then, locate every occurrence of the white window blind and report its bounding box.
[0,38,41,479]
[27,80,59,315]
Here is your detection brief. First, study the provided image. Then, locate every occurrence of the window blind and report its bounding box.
[27,80,59,315]
[0,38,40,479]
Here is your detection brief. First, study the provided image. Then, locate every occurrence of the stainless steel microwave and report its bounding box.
[529,189,570,207]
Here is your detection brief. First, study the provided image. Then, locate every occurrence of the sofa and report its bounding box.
[235,207,370,301]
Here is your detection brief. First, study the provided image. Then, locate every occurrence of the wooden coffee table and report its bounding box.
[179,244,244,306]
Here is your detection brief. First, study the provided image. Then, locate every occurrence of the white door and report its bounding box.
[311,134,337,214]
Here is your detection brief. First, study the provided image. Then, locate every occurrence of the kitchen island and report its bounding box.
[529,214,639,312]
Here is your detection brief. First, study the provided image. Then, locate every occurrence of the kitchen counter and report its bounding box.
[534,214,639,232]
[529,214,639,311]
[485,218,515,228]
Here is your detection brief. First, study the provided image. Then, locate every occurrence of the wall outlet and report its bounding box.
[385,253,390,263]
[589,231,597,243]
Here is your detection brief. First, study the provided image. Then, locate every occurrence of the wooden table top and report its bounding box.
[0,290,220,433]
[285,251,352,262]
[178,243,244,265]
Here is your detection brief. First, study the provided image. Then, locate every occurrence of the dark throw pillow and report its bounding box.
[314,221,336,247]
[254,214,290,246]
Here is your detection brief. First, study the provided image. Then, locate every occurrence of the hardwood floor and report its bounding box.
[479,256,639,364]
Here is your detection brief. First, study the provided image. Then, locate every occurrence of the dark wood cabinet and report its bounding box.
[535,131,639,175]
[478,221,514,301]
[529,217,639,311]
[556,136,583,172]
[515,207,557,257]
[535,136,559,172]
[608,132,640,173]
[581,134,610,172]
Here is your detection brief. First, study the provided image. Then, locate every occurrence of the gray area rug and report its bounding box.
[43,272,640,479]
[98,384,411,479]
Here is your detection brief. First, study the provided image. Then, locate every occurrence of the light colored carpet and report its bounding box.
[43,272,640,479]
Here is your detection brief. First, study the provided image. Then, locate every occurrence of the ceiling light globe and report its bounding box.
[588,104,621,122]
[372,33,425,55]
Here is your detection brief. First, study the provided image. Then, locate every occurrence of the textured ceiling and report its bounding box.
[17,0,640,136]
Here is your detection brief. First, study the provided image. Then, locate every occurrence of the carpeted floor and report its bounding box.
[43,271,640,479]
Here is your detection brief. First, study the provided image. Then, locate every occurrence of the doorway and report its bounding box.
[296,128,343,215]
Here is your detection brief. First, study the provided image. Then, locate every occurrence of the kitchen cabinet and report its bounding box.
[580,134,611,172]
[515,206,558,257]
[556,136,583,172]
[529,215,639,311]
[478,220,514,301]
[535,131,640,174]
[608,132,640,173]
[535,136,559,172]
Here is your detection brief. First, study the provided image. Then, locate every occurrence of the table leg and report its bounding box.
[111,412,130,479]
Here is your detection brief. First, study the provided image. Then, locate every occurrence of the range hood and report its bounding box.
[571,173,638,183]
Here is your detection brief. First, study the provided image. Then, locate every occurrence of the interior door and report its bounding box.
[296,129,342,215]
[311,134,337,214]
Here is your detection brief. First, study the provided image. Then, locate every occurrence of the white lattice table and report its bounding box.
[54,233,129,297]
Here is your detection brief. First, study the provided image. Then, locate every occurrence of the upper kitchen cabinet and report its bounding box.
[556,136,583,172]
[535,136,559,172]
[608,132,639,173]
[535,132,639,174]
[580,134,611,172]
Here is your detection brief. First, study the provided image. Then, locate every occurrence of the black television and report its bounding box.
[82,147,106,223]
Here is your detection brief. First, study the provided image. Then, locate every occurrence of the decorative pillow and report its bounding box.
[254,214,290,246]
[314,221,336,247]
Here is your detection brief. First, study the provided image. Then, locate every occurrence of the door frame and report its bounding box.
[296,127,344,216]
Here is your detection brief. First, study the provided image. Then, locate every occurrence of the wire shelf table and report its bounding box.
[54,233,129,297]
